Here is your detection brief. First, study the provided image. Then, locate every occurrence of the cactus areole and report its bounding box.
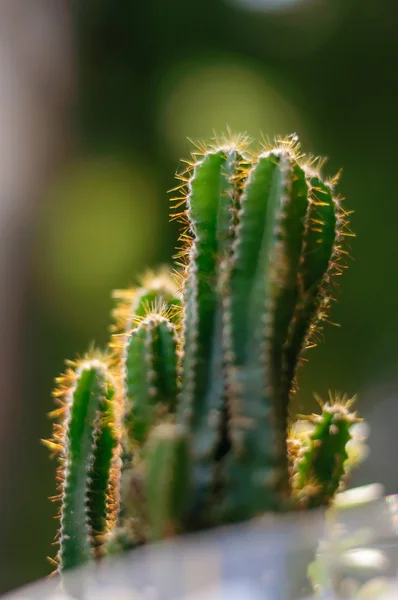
[44,134,360,574]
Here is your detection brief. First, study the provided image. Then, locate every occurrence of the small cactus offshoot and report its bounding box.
[45,134,362,574]
[288,393,361,508]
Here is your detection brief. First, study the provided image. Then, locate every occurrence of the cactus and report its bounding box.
[122,313,178,449]
[145,423,190,540]
[44,352,120,571]
[46,134,363,574]
[177,144,247,521]
[111,267,181,336]
[288,393,359,508]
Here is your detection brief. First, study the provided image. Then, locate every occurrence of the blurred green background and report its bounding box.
[2,0,398,593]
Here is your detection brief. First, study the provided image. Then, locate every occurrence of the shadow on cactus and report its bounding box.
[44,133,365,575]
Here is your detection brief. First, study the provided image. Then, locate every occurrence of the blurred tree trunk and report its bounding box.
[0,1,74,587]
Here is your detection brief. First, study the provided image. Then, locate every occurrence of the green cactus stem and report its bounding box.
[222,139,345,519]
[282,174,348,398]
[289,394,358,508]
[144,423,190,540]
[174,141,248,509]
[111,268,181,341]
[223,148,313,518]
[87,379,120,552]
[116,309,179,538]
[46,133,357,573]
[122,313,178,449]
[44,352,120,571]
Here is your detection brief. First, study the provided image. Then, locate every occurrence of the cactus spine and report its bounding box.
[47,134,361,573]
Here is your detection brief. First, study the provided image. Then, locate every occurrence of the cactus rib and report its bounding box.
[176,142,247,512]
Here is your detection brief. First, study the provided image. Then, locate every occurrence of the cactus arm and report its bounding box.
[290,397,357,507]
[268,162,310,442]
[46,356,119,571]
[59,366,97,570]
[116,313,178,540]
[123,314,178,448]
[179,149,235,424]
[111,268,181,345]
[302,177,338,286]
[130,288,181,325]
[283,176,340,392]
[223,151,310,518]
[123,324,152,447]
[145,423,190,540]
[224,154,278,362]
[224,151,283,518]
[178,146,245,507]
[152,317,179,398]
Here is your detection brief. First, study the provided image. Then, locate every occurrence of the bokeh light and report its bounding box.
[156,57,306,158]
[32,158,162,332]
[226,0,343,57]
[227,0,313,12]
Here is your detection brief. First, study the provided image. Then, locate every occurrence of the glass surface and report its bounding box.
[4,486,398,600]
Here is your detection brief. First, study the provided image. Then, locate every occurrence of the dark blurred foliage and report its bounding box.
[2,0,398,593]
